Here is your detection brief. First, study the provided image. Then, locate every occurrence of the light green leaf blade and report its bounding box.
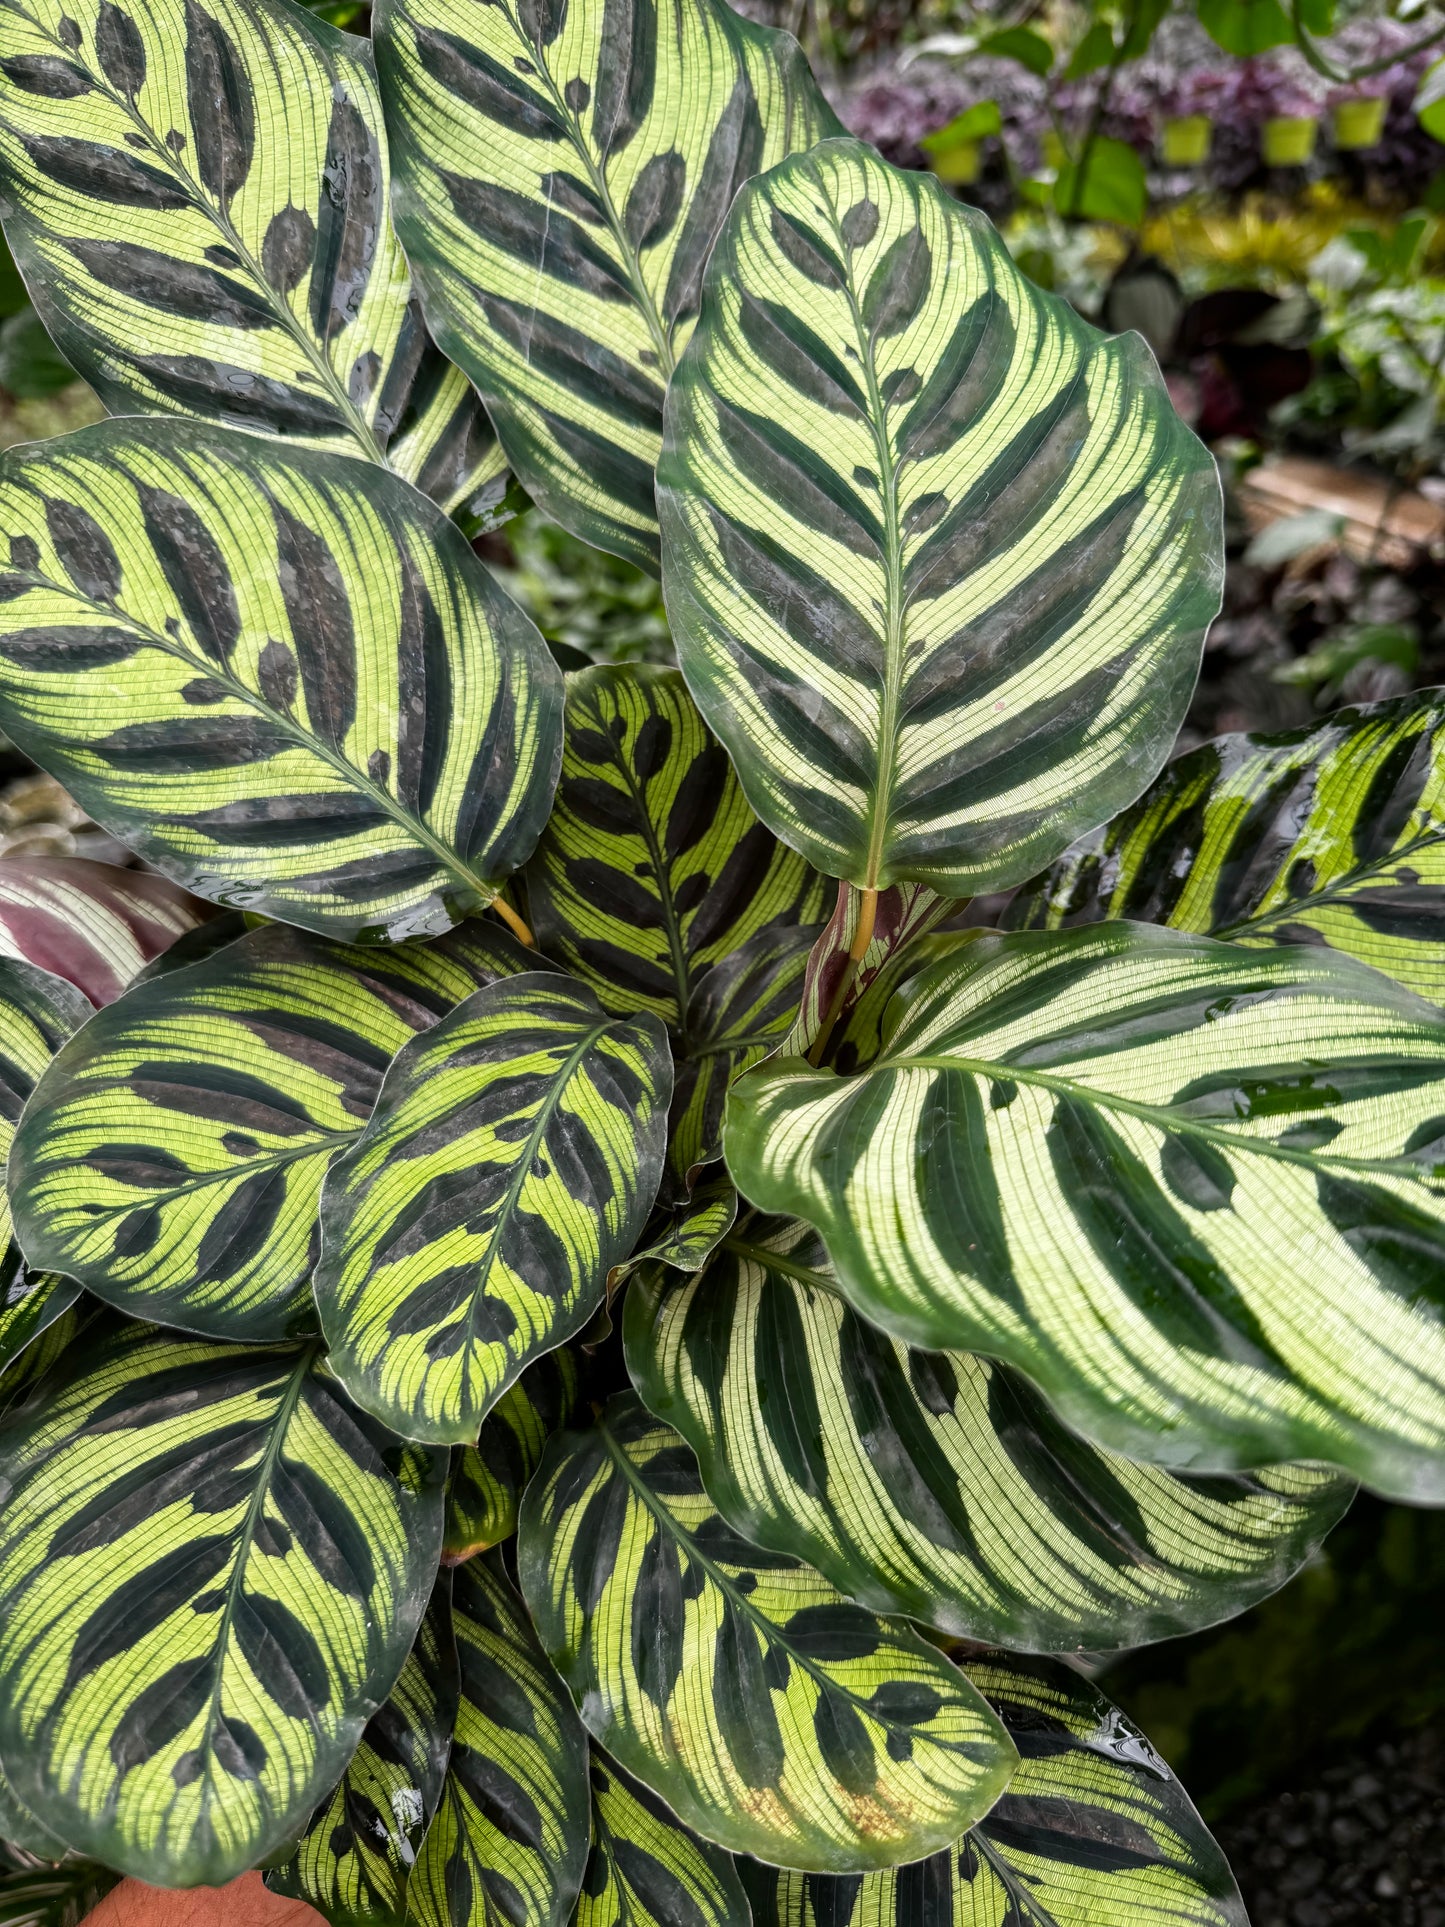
[0,1321,446,1886]
[725,921,1445,1500]
[1007,688,1445,1004]
[625,1215,1354,1651]
[375,0,841,571]
[0,0,507,519]
[617,1165,737,1278]
[579,1747,751,1927]
[738,1651,1246,1927]
[659,135,1223,896]
[407,1550,590,1927]
[0,417,561,941]
[317,973,672,1444]
[266,1574,459,1927]
[443,1345,579,1562]
[518,1392,1018,1874]
[9,920,535,1342]
[0,1861,118,1927]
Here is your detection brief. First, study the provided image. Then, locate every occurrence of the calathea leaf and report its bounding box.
[0,1860,118,1927]
[375,0,840,570]
[782,881,955,1069]
[579,1747,752,1927]
[406,1550,590,1927]
[0,0,507,519]
[615,1166,738,1278]
[317,974,672,1444]
[725,922,1445,1501]
[659,136,1222,897]
[518,1392,1018,1873]
[625,1217,1354,1651]
[0,417,561,940]
[443,1345,579,1562]
[0,1755,73,1863]
[1008,687,1445,1004]
[0,856,210,1006]
[266,1573,459,1927]
[0,1320,445,1885]
[10,919,536,1343]
[738,1651,1246,1927]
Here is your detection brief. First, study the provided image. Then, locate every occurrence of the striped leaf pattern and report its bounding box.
[317,974,672,1444]
[579,1748,752,1927]
[376,0,841,570]
[739,1652,1246,1927]
[517,1393,1018,1873]
[0,1861,118,1927]
[407,1551,590,1927]
[659,137,1223,896]
[0,857,209,1006]
[621,1166,737,1276]
[443,1346,579,1562]
[0,418,561,941]
[724,922,1445,1501]
[10,920,535,1342]
[625,1217,1354,1651]
[0,0,507,518]
[266,1574,459,1927]
[0,1322,445,1885]
[1008,688,1445,1005]
[782,882,953,1068]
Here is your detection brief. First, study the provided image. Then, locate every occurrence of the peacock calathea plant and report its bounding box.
[0,0,1437,1918]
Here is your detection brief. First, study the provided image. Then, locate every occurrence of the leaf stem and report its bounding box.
[491,894,536,947]
[807,885,877,1067]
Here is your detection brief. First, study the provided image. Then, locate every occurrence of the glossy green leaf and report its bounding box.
[10,920,534,1342]
[0,1861,118,1927]
[659,136,1222,897]
[0,1321,445,1886]
[317,974,672,1443]
[1055,137,1147,227]
[407,1551,590,1927]
[518,1392,1018,1873]
[1007,689,1445,1004]
[0,0,508,521]
[375,0,840,570]
[726,921,1445,1500]
[579,1748,751,1927]
[1198,0,1292,55]
[626,1215,1354,1651]
[443,1346,579,1562]
[619,1167,737,1277]
[738,1651,1246,1927]
[266,1574,459,1927]
[0,1758,72,1863]
[0,417,561,941]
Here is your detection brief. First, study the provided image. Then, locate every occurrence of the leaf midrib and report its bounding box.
[1211,819,1445,943]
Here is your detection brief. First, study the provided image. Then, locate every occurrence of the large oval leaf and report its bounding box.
[518,1392,1018,1873]
[317,974,671,1443]
[0,417,561,941]
[9,920,534,1342]
[0,857,209,1006]
[738,1651,1246,1927]
[1008,687,1445,1003]
[626,1216,1354,1651]
[444,1346,579,1563]
[659,136,1222,896]
[407,1551,590,1927]
[0,1321,445,1885]
[725,921,1445,1499]
[0,0,507,521]
[375,0,840,570]
[580,1748,752,1927]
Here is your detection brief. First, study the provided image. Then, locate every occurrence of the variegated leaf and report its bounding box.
[725,922,1445,1500]
[443,1345,579,1562]
[517,1393,1018,1873]
[0,419,561,941]
[659,136,1222,895]
[0,856,209,1006]
[618,1166,737,1277]
[782,881,954,1069]
[375,0,840,570]
[10,920,534,1342]
[579,1748,752,1927]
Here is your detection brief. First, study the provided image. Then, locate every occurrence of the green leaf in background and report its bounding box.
[519,1393,1018,1873]
[1055,136,1147,226]
[0,418,562,941]
[0,1322,445,1885]
[266,1574,459,1927]
[9,920,533,1342]
[659,137,1221,898]
[626,1216,1354,1651]
[375,0,840,571]
[0,0,508,518]
[579,1748,752,1927]
[1063,19,1115,76]
[977,26,1052,74]
[0,310,70,400]
[738,1651,1247,1927]
[1198,0,1293,56]
[318,974,671,1444]
[407,1551,590,1927]
[1007,690,1445,1005]
[443,1347,579,1562]
[0,1860,118,1927]
[725,922,1445,1501]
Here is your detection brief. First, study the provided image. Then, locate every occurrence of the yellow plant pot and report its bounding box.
[1161,116,1212,165]
[1333,96,1388,149]
[1262,116,1318,165]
